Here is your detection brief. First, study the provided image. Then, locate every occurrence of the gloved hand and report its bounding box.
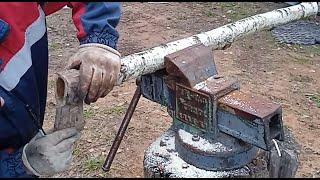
[67,43,121,104]
[22,128,81,177]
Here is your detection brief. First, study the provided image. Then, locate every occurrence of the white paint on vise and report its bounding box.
[193,76,216,90]
[177,129,231,153]
[118,2,319,85]
[144,129,252,178]
[193,81,207,90]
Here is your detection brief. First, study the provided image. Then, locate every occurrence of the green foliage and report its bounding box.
[306,93,320,108]
[104,105,126,115]
[218,2,250,21]
[84,107,95,118]
[83,156,105,172]
[48,42,60,50]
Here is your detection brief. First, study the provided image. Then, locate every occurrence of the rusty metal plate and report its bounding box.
[218,90,281,121]
[164,44,217,87]
[198,76,240,100]
[175,83,211,130]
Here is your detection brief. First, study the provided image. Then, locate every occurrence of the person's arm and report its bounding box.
[43,2,120,49]
[67,2,122,104]
[67,2,121,50]
[44,2,122,104]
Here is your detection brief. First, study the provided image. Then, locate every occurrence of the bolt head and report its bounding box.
[192,134,200,141]
[160,140,167,147]
[164,136,170,141]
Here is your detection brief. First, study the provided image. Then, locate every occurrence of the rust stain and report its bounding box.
[218,90,281,120]
[199,76,239,99]
[164,44,216,87]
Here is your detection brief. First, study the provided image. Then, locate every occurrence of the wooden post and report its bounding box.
[269,148,299,178]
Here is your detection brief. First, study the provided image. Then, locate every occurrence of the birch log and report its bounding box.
[117,2,319,84]
[54,69,85,131]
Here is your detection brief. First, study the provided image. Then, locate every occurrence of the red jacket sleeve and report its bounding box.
[42,2,121,49]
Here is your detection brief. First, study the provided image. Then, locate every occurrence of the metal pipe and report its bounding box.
[102,85,142,172]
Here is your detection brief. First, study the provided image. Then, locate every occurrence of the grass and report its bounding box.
[264,31,278,44]
[219,2,238,9]
[272,36,320,59]
[285,47,318,65]
[204,11,214,17]
[274,42,318,65]
[293,56,312,65]
[83,156,114,178]
[290,44,320,56]
[49,42,60,50]
[72,148,80,157]
[83,156,105,173]
[83,104,126,119]
[218,2,252,21]
[84,107,95,118]
[104,105,126,115]
[306,93,320,108]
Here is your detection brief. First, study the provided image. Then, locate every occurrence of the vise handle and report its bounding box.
[102,83,142,172]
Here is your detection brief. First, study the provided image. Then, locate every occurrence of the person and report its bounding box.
[0,2,121,177]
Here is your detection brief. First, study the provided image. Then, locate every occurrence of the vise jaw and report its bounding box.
[140,44,284,170]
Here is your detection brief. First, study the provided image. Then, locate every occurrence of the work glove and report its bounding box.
[67,43,121,104]
[22,128,81,177]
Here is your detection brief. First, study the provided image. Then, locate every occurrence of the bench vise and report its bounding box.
[103,44,284,175]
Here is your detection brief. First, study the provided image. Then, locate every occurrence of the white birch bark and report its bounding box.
[117,2,319,85]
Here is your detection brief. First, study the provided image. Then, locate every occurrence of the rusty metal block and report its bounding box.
[218,90,282,121]
[164,44,217,88]
[217,90,284,150]
[198,75,240,99]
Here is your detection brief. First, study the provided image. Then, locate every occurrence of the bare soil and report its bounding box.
[43,2,320,178]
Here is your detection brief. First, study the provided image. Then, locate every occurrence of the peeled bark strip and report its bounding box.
[54,69,85,131]
[118,2,319,84]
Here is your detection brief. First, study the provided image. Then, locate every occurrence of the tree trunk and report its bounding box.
[118,2,319,85]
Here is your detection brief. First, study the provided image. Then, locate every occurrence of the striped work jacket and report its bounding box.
[0,2,120,150]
